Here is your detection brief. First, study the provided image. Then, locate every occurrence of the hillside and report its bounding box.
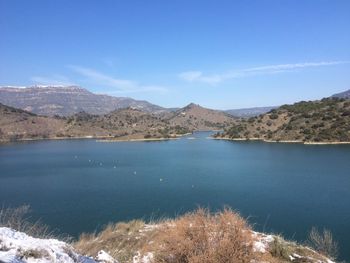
[165,103,236,130]
[216,98,350,143]
[0,103,70,141]
[64,108,191,140]
[0,85,168,116]
[0,104,190,142]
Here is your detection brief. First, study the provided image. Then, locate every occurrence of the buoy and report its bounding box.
[134,171,137,175]
[160,178,163,182]
[114,166,116,169]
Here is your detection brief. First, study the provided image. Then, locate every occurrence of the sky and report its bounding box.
[0,0,349,109]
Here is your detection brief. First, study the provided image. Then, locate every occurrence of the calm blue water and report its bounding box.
[0,132,350,260]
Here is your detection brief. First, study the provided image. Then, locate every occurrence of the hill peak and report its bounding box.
[183,103,202,110]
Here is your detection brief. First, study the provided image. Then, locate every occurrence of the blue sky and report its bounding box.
[0,0,349,109]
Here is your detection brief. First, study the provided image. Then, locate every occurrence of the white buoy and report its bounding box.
[114,166,116,169]
[160,178,163,182]
[134,171,137,175]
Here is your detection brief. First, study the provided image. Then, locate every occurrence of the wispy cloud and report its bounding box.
[179,61,350,84]
[31,74,75,86]
[68,65,168,93]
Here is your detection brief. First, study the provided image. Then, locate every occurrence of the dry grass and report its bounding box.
[307,227,338,259]
[265,233,338,263]
[269,236,293,261]
[0,205,55,239]
[74,219,158,262]
[144,207,255,263]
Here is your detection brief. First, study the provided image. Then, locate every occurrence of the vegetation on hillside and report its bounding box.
[216,98,350,143]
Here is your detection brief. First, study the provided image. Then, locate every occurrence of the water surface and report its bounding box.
[0,132,349,260]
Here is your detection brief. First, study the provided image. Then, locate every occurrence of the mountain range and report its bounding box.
[0,85,275,118]
[0,85,169,116]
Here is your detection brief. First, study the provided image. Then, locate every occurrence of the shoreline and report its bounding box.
[0,135,114,144]
[213,137,350,145]
[97,133,193,142]
[0,132,194,144]
[4,132,349,145]
[96,137,178,142]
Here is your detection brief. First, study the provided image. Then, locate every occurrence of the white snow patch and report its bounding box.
[251,231,274,253]
[96,250,118,263]
[133,251,153,263]
[292,253,302,259]
[0,227,99,263]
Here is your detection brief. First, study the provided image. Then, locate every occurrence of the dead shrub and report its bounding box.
[146,207,254,263]
[0,205,54,239]
[307,227,338,259]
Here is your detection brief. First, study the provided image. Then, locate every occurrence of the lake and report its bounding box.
[0,132,349,260]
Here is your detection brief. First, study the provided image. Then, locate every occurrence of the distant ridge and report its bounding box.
[331,89,350,99]
[225,106,277,118]
[0,85,169,116]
